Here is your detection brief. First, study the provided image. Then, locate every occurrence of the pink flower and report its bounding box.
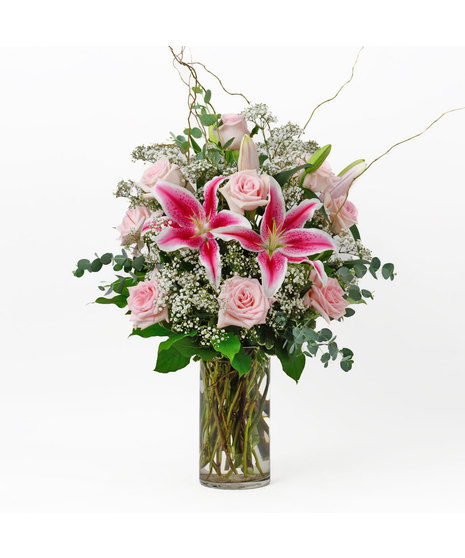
[330,160,366,199]
[219,170,269,214]
[141,210,172,237]
[139,158,186,200]
[116,206,151,246]
[217,276,274,329]
[324,193,358,234]
[127,277,169,330]
[303,271,348,323]
[217,177,334,296]
[217,114,250,150]
[297,159,336,194]
[238,135,260,171]
[150,177,251,287]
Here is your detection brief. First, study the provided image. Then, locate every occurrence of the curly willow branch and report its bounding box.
[301,47,364,133]
[332,106,465,224]
[188,59,251,105]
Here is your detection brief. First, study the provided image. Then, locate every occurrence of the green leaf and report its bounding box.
[369,257,381,278]
[155,346,190,373]
[348,285,362,302]
[337,267,354,284]
[204,89,212,104]
[353,262,367,278]
[276,346,306,382]
[320,352,331,364]
[95,295,127,308]
[304,145,332,173]
[212,332,241,362]
[130,323,172,338]
[382,263,395,280]
[345,307,356,317]
[132,255,145,271]
[173,337,217,361]
[361,289,373,299]
[349,224,361,241]
[100,253,113,265]
[77,259,91,271]
[337,159,365,177]
[221,137,235,150]
[328,342,338,360]
[200,113,217,126]
[73,268,84,278]
[273,163,313,187]
[250,125,260,137]
[318,328,333,342]
[231,349,253,377]
[191,127,203,139]
[340,359,353,372]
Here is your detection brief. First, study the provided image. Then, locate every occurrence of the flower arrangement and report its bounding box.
[74,48,462,488]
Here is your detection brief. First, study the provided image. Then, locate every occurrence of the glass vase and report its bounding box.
[199,348,270,489]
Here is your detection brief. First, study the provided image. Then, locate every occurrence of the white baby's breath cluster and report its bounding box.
[329,232,371,263]
[131,143,187,167]
[222,242,260,278]
[241,103,277,129]
[273,264,310,314]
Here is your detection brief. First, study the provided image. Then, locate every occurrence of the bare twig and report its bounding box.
[332,106,465,225]
[302,47,364,133]
[189,59,251,105]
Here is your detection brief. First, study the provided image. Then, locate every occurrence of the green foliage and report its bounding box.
[273,163,314,187]
[212,332,241,362]
[200,113,217,126]
[382,263,395,280]
[276,345,306,382]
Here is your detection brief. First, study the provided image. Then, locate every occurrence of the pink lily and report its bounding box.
[216,177,334,296]
[330,160,366,199]
[150,177,251,287]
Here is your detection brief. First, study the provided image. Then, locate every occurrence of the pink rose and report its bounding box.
[324,193,358,234]
[116,205,151,246]
[139,158,186,199]
[127,277,169,330]
[219,171,270,214]
[217,276,274,329]
[217,114,250,151]
[303,271,348,323]
[296,158,336,194]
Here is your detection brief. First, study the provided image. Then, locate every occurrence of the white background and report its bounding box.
[1,29,465,558]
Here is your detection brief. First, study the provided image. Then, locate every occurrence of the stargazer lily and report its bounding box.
[150,177,251,287]
[217,177,334,296]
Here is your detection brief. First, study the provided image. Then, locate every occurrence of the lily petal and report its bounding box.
[209,210,251,231]
[258,250,288,297]
[203,176,226,221]
[214,227,263,252]
[238,135,260,171]
[260,176,286,241]
[151,180,205,228]
[330,161,366,199]
[283,198,322,231]
[310,260,328,286]
[155,226,204,251]
[199,236,221,287]
[281,228,334,257]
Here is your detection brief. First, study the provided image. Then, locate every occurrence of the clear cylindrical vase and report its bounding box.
[199,348,270,489]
